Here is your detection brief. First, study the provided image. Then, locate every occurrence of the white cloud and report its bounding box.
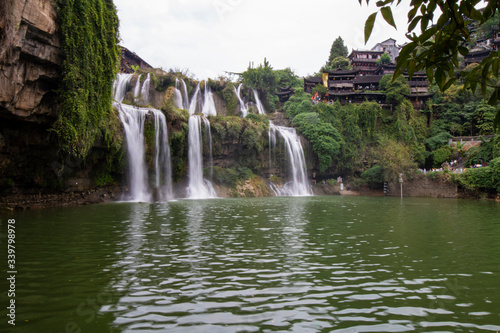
[114,0,411,79]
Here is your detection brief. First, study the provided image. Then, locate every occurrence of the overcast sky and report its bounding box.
[114,0,413,79]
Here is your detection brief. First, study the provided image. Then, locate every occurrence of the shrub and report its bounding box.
[361,165,385,186]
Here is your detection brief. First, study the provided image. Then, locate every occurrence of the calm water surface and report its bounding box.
[2,196,500,332]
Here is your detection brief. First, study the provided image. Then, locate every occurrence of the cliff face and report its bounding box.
[0,0,61,119]
[0,1,124,209]
[0,0,63,196]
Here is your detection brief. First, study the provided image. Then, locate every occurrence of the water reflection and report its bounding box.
[88,197,500,332]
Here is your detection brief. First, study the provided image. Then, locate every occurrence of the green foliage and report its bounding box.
[376,137,418,182]
[242,60,301,111]
[430,83,496,136]
[284,88,314,119]
[432,146,454,167]
[463,135,500,166]
[361,165,385,186]
[380,74,411,105]
[53,0,120,158]
[222,82,238,115]
[210,115,268,171]
[312,102,341,126]
[328,36,349,63]
[94,172,114,187]
[323,57,352,72]
[458,157,500,193]
[293,112,342,172]
[153,73,176,92]
[212,166,254,188]
[376,52,392,66]
[275,68,302,89]
[425,132,452,151]
[362,0,500,129]
[311,84,328,97]
[245,113,269,124]
[242,58,277,110]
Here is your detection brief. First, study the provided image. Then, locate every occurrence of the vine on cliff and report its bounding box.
[53,0,120,158]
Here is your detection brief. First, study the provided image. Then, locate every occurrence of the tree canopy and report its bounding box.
[328,36,349,63]
[361,0,499,130]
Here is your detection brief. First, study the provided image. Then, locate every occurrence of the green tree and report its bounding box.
[330,57,352,70]
[362,0,500,129]
[379,74,411,105]
[376,52,392,66]
[376,137,417,182]
[328,36,349,63]
[293,112,343,172]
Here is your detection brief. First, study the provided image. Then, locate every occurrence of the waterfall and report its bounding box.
[133,76,141,100]
[117,103,151,202]
[269,124,276,175]
[152,109,173,201]
[114,73,174,202]
[186,115,217,199]
[174,78,184,109]
[113,73,133,103]
[234,83,248,117]
[189,83,201,115]
[201,83,217,116]
[253,89,266,114]
[204,116,214,181]
[180,79,189,110]
[140,73,151,104]
[269,123,312,196]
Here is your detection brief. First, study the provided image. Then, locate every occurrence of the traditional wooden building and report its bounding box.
[276,87,294,103]
[324,69,358,93]
[408,72,430,94]
[304,65,433,110]
[329,91,386,106]
[353,75,383,91]
[374,64,396,75]
[304,76,322,94]
[348,50,384,75]
[464,48,491,67]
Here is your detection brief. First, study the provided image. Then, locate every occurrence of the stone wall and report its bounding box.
[386,177,458,198]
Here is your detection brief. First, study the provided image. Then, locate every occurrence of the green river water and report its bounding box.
[1,196,499,332]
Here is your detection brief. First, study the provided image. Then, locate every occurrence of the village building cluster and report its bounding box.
[304,30,500,110]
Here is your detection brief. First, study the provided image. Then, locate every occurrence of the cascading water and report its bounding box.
[253,89,266,114]
[186,115,217,199]
[180,79,189,110]
[174,78,184,109]
[189,83,201,115]
[140,73,151,104]
[113,73,133,103]
[117,103,151,202]
[268,123,312,196]
[114,73,173,202]
[234,83,248,117]
[201,83,217,116]
[133,76,141,100]
[153,109,173,201]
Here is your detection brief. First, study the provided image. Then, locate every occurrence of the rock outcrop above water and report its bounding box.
[0,0,61,120]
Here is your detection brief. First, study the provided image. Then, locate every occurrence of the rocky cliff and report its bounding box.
[0,0,60,119]
[0,0,60,194]
[0,0,124,209]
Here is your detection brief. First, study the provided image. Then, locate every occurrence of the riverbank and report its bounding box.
[0,186,124,211]
[2,174,499,211]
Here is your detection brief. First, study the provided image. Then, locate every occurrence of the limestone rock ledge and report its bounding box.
[0,0,61,120]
